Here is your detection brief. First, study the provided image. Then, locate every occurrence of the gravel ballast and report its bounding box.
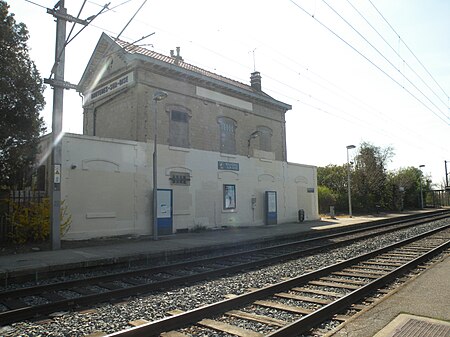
[1,219,448,337]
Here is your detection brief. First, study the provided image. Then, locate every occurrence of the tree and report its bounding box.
[387,167,422,210]
[0,1,45,189]
[317,185,338,214]
[317,165,348,212]
[351,142,393,212]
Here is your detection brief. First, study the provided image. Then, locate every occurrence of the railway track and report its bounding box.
[104,224,450,337]
[0,211,448,326]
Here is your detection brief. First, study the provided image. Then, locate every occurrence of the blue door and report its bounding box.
[265,191,277,225]
[157,189,173,235]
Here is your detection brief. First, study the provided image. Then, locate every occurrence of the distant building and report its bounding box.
[39,33,319,239]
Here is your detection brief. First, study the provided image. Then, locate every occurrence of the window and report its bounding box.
[168,106,190,148]
[218,117,236,154]
[257,126,272,152]
[223,184,236,209]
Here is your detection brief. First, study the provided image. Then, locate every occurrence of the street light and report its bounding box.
[419,164,425,209]
[445,160,449,189]
[152,90,168,240]
[247,130,260,157]
[346,145,356,218]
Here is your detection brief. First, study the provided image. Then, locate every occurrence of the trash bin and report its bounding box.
[298,209,305,222]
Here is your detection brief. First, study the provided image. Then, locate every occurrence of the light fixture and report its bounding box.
[247,131,261,157]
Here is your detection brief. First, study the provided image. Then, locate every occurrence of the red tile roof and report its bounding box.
[115,38,254,92]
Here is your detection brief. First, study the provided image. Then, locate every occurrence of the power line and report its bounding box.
[23,0,46,9]
[321,0,449,123]
[346,0,450,113]
[289,0,449,126]
[368,0,450,104]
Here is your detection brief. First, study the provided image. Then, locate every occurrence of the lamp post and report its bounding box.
[152,90,168,240]
[346,145,356,218]
[445,160,449,189]
[247,130,260,157]
[419,164,425,209]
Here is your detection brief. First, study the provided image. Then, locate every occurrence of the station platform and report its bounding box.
[0,214,390,281]
[0,210,449,337]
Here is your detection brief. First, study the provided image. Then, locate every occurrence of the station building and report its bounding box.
[39,33,319,240]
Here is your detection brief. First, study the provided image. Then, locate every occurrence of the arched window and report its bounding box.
[167,105,190,148]
[257,126,272,152]
[217,117,237,154]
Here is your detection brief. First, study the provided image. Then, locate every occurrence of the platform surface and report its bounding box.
[331,254,450,337]
[0,213,393,279]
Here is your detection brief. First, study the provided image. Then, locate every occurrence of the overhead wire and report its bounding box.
[319,0,449,124]
[368,0,450,103]
[20,0,449,165]
[288,0,449,126]
[82,0,448,153]
[346,0,450,112]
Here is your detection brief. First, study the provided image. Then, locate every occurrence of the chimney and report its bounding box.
[170,47,183,65]
[250,71,262,91]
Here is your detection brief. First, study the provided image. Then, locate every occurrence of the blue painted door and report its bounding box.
[157,189,173,235]
[265,191,277,225]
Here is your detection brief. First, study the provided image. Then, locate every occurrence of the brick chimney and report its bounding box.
[170,47,183,65]
[250,71,262,91]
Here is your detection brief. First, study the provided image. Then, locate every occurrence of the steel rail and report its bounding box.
[103,224,450,337]
[2,210,446,285]
[0,212,448,325]
[3,211,448,298]
[267,236,450,336]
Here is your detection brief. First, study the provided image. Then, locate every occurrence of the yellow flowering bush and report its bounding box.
[8,198,72,244]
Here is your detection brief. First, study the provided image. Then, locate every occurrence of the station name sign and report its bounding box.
[85,72,134,104]
[218,161,239,171]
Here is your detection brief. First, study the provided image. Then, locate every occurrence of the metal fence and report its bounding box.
[0,190,47,242]
[427,189,450,208]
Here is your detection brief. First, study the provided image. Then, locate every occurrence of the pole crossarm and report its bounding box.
[44,78,80,91]
[46,8,89,25]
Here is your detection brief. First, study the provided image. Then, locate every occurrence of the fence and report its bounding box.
[427,189,450,208]
[0,190,47,242]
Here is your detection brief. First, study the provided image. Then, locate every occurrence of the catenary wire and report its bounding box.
[18,0,450,173]
[346,0,450,114]
[289,0,449,126]
[321,0,449,123]
[368,0,450,103]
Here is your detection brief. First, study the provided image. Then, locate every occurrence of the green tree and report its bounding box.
[352,142,393,212]
[317,185,338,214]
[386,167,422,210]
[317,165,348,212]
[0,1,45,189]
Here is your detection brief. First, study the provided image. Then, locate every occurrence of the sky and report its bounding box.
[7,0,450,186]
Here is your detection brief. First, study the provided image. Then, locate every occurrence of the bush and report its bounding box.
[8,198,71,244]
[318,185,338,214]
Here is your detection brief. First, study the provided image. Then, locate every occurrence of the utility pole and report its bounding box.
[46,1,89,250]
[49,1,66,250]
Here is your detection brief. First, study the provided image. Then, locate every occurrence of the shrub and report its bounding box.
[8,198,71,244]
[318,185,338,214]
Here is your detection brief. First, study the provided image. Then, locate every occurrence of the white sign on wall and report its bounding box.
[84,72,134,105]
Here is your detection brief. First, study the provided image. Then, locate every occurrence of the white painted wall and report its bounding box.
[40,133,318,240]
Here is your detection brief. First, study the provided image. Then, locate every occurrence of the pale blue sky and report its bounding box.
[8,0,450,184]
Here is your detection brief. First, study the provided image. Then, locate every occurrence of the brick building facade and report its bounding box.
[37,33,319,240]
